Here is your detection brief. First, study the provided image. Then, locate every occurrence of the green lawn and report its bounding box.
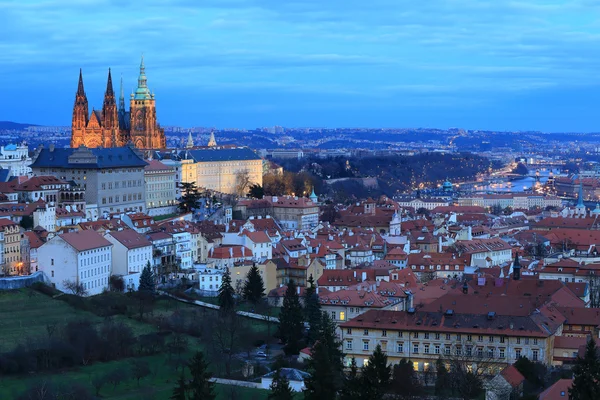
[153,213,177,221]
[0,289,156,352]
[0,353,270,400]
[0,289,281,399]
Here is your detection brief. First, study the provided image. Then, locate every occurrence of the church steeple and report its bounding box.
[118,75,125,113]
[77,68,86,96]
[208,130,217,147]
[105,68,114,97]
[102,68,118,143]
[512,252,521,281]
[134,55,151,100]
[186,132,194,148]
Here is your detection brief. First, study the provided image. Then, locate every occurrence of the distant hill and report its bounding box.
[0,121,38,130]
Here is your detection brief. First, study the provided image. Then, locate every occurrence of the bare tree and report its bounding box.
[235,169,252,197]
[62,280,88,296]
[441,339,502,400]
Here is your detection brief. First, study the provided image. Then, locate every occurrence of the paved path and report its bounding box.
[159,291,280,323]
[210,377,262,389]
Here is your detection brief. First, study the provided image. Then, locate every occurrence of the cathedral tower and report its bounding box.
[129,56,166,149]
[101,69,119,147]
[71,69,89,148]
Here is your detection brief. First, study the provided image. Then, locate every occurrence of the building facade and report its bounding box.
[0,144,32,177]
[38,230,113,296]
[30,146,147,217]
[70,58,166,150]
[144,160,177,216]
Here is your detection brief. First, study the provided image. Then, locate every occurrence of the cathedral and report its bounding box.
[71,57,166,149]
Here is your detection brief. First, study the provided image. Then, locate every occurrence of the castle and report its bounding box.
[71,57,166,149]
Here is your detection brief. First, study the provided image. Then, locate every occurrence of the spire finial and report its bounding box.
[77,68,85,95]
[134,55,151,100]
[105,68,114,96]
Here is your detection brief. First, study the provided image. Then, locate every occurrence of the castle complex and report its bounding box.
[71,57,166,149]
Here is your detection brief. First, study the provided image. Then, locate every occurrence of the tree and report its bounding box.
[139,261,155,293]
[278,280,305,355]
[362,344,391,400]
[180,182,201,213]
[268,369,295,400]
[235,169,252,197]
[19,215,33,230]
[218,268,235,314]
[339,357,362,400]
[389,359,422,399]
[491,203,503,216]
[249,184,265,199]
[109,275,125,292]
[188,351,215,400]
[416,207,430,216]
[435,358,450,397]
[514,356,547,392]
[130,359,151,387]
[321,203,339,224]
[62,279,87,296]
[243,265,265,305]
[170,372,188,400]
[303,274,321,345]
[303,312,344,400]
[569,337,600,400]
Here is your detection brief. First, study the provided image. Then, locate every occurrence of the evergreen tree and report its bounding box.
[170,372,188,400]
[339,357,362,400]
[304,274,321,345]
[303,312,344,400]
[434,358,450,396]
[570,337,600,400]
[249,184,265,199]
[278,280,304,355]
[187,351,215,400]
[389,359,422,398]
[268,369,295,400]
[179,182,201,213]
[243,265,265,305]
[218,268,235,314]
[361,344,391,400]
[139,262,155,293]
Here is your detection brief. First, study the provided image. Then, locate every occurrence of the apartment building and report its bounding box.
[0,218,22,275]
[144,160,177,217]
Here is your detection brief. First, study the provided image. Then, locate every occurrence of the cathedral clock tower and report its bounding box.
[129,56,166,149]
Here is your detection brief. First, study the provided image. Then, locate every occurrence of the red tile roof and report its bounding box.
[59,230,112,252]
[500,365,525,388]
[538,379,572,400]
[107,230,152,249]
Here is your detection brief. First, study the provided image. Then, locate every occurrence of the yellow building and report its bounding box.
[232,260,278,294]
[0,219,23,275]
[178,147,263,194]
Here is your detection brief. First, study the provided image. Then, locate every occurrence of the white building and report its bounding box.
[144,160,178,217]
[261,368,310,392]
[38,230,113,296]
[0,143,32,177]
[197,266,224,296]
[105,229,153,290]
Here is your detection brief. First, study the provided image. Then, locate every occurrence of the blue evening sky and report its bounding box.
[0,0,599,131]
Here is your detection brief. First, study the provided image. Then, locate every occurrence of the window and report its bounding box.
[413,343,419,354]
[364,329,369,336]
[455,346,462,356]
[397,342,404,353]
[435,345,440,354]
[477,347,483,358]
[51,270,54,277]
[478,335,483,342]
[499,348,505,359]
[424,332,429,339]
[413,332,419,339]
[533,338,538,345]
[346,341,353,350]
[500,336,505,344]
[525,338,529,345]
[456,334,462,340]
[347,328,352,335]
[435,333,440,340]
[516,338,521,345]
[51,259,54,266]
[363,341,369,351]
[446,334,451,340]
[331,311,336,320]
[532,350,539,361]
[515,349,521,358]
[445,346,451,355]
[340,312,345,321]
[466,346,472,356]
[424,344,430,354]
[467,335,472,342]
[398,331,403,338]
[382,330,387,337]
[488,348,494,358]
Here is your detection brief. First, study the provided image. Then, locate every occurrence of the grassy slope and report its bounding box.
[0,289,275,399]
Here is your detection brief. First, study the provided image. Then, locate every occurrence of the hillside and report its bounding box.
[0,121,38,130]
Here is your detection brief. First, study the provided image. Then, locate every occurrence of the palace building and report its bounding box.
[71,57,166,150]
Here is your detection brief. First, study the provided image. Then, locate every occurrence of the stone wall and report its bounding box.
[0,271,50,290]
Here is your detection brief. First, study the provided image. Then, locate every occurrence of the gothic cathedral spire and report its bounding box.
[102,68,119,146]
[71,68,89,147]
[77,68,86,96]
[119,75,125,113]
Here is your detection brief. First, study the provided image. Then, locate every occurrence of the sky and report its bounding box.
[0,0,600,132]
